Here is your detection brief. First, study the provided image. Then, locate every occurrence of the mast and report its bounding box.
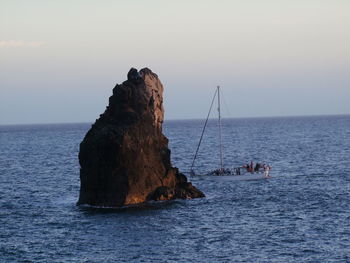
[217,86,224,171]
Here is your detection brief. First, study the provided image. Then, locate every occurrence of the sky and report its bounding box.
[0,0,349,125]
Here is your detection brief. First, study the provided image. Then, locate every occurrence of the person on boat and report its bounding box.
[247,161,253,173]
[245,163,251,172]
[255,163,263,173]
[236,167,241,175]
[264,165,271,178]
[254,163,259,172]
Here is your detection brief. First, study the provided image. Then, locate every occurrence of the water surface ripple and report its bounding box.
[0,116,349,262]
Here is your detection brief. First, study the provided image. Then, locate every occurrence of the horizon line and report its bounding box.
[0,113,349,127]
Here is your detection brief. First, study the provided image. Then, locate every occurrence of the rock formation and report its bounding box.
[77,68,204,207]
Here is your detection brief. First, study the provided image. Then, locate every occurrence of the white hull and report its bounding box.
[191,172,271,180]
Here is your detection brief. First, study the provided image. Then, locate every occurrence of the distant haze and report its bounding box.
[1,0,349,125]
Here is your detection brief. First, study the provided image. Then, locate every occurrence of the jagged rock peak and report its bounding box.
[77,67,204,207]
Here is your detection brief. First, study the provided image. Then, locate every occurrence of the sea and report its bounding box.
[0,115,349,262]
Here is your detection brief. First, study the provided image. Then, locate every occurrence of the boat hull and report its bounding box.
[191,172,271,180]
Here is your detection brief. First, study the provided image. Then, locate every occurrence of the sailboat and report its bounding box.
[190,86,271,178]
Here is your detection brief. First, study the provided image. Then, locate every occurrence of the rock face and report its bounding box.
[77,68,204,207]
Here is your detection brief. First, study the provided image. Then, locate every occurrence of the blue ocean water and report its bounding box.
[0,115,349,262]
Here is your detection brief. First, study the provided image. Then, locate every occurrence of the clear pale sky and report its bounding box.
[1,0,349,124]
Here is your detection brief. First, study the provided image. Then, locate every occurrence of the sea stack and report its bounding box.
[77,68,204,207]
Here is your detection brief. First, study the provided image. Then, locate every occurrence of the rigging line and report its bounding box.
[220,88,237,165]
[221,88,232,118]
[190,88,218,172]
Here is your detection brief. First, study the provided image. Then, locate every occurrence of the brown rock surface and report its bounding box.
[77,68,204,207]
